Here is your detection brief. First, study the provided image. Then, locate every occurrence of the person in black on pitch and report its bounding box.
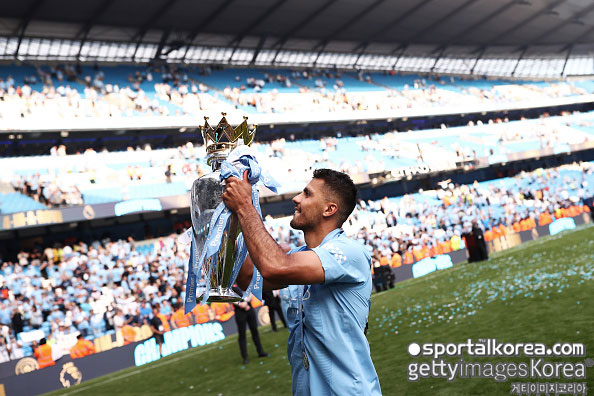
[262,290,287,332]
[232,286,268,364]
[148,305,165,357]
[472,220,489,261]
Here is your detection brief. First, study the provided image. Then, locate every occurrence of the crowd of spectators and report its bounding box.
[0,234,233,363]
[10,174,83,207]
[0,65,236,121]
[8,144,83,207]
[10,174,83,209]
[364,163,592,266]
[218,69,590,114]
[0,65,591,122]
[4,109,591,214]
[0,161,592,362]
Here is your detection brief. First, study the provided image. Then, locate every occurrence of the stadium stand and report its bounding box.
[0,161,592,362]
[1,109,593,213]
[0,65,592,122]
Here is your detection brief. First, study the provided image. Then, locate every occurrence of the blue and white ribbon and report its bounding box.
[184,145,280,314]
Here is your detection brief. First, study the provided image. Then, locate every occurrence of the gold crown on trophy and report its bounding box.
[201,113,256,162]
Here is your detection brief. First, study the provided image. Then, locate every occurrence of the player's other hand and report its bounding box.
[222,170,253,213]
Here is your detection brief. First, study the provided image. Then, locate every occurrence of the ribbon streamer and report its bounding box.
[184,146,279,314]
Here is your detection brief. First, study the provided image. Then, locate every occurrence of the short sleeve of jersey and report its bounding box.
[312,239,370,285]
[288,246,307,255]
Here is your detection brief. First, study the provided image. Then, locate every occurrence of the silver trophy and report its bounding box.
[190,114,256,303]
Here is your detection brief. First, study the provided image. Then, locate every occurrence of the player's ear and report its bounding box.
[322,201,338,218]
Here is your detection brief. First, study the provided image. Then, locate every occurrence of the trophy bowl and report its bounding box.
[190,174,243,303]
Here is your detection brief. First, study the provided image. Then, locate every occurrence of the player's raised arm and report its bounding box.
[223,170,326,286]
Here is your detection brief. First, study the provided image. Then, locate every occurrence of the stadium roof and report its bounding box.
[0,0,593,73]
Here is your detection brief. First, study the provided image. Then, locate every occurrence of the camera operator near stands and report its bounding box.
[223,168,382,396]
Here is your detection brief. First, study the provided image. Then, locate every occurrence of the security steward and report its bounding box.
[34,338,55,369]
[70,334,96,359]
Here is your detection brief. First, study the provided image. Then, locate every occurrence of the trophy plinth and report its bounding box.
[207,287,243,303]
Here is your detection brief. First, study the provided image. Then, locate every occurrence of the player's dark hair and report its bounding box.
[313,169,357,226]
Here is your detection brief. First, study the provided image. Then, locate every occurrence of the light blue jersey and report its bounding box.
[281,229,382,396]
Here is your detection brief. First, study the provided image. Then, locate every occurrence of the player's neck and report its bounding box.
[304,224,339,249]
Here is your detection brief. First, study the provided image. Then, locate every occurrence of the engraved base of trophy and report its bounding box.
[205,286,243,303]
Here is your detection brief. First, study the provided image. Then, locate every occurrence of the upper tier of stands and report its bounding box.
[0,65,591,124]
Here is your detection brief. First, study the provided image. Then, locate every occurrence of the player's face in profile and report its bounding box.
[290,178,326,230]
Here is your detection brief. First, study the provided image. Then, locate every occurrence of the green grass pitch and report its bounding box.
[48,224,594,395]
